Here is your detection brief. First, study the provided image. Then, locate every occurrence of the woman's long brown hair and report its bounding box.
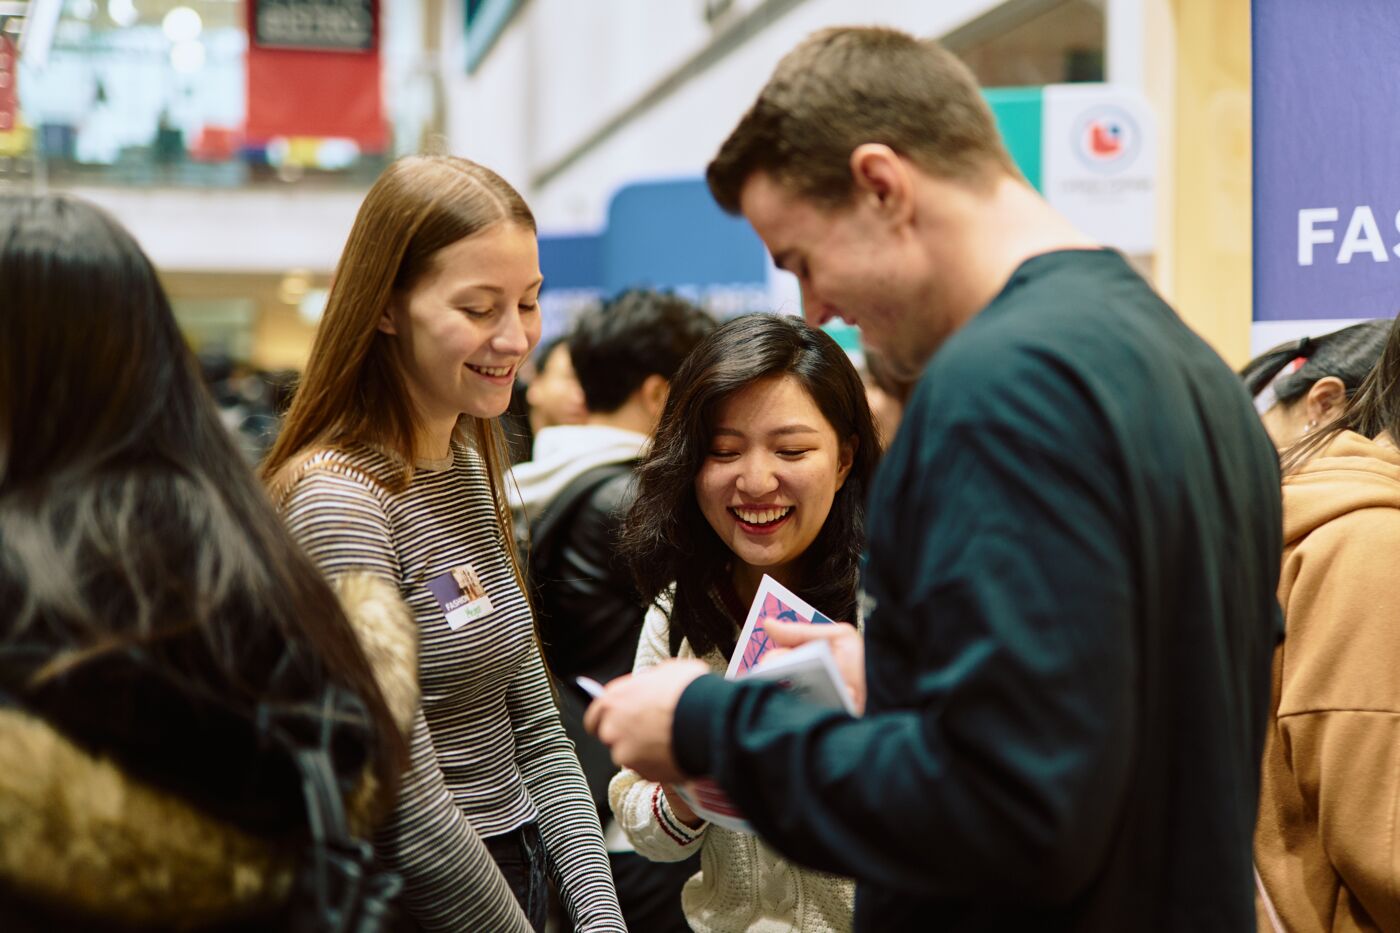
[262,155,535,597]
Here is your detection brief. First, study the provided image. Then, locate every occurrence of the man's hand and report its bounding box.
[584,658,710,783]
[761,620,866,714]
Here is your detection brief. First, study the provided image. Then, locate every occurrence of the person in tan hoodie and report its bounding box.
[1255,314,1400,932]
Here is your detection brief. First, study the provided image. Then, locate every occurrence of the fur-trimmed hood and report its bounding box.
[0,572,417,929]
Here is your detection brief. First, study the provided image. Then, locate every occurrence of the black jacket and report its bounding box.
[532,465,643,685]
[673,250,1282,931]
[529,464,646,813]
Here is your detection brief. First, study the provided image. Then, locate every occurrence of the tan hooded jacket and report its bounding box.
[1256,431,1400,932]
[0,573,417,929]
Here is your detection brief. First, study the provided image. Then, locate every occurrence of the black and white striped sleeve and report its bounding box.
[507,642,627,931]
[282,468,400,587]
[379,708,535,931]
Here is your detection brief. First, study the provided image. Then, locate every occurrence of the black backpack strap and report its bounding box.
[263,688,404,933]
[290,746,402,933]
[526,460,637,585]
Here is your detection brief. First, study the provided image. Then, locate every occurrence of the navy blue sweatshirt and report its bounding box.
[674,249,1282,932]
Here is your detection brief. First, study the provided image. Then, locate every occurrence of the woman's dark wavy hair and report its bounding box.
[0,194,407,808]
[622,313,881,658]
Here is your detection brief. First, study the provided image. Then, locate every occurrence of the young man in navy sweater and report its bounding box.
[587,25,1282,933]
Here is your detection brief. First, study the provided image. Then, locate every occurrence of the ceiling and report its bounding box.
[1,0,242,44]
[81,0,241,33]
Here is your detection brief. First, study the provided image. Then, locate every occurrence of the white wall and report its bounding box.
[443,13,537,200]
[74,186,365,273]
[446,0,1062,232]
[54,1,1146,278]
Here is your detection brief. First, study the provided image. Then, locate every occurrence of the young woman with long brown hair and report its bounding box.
[0,193,415,928]
[263,155,624,932]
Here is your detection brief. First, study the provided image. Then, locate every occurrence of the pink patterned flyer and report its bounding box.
[677,578,849,834]
[724,574,836,679]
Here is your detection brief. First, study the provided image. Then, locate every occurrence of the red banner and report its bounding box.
[0,35,17,133]
[245,0,386,150]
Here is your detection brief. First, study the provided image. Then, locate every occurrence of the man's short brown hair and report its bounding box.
[707,26,1017,214]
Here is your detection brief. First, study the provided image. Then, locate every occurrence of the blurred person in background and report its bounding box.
[587,27,1282,932]
[511,289,715,933]
[1241,319,1391,449]
[859,349,916,446]
[0,193,415,928]
[200,349,300,463]
[501,336,589,465]
[1253,314,1400,932]
[527,336,589,437]
[262,155,625,933]
[609,313,879,933]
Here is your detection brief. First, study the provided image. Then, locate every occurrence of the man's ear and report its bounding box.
[640,374,670,418]
[834,435,857,491]
[850,143,913,224]
[1304,375,1346,424]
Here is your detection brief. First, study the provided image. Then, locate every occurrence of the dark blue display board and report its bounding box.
[1254,0,1400,322]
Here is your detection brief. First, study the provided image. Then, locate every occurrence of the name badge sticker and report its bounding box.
[427,564,494,630]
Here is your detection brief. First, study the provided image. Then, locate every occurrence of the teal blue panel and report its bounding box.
[465,0,522,74]
[984,87,1044,192]
[823,322,862,353]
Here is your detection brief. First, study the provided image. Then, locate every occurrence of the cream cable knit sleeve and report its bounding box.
[608,600,856,933]
[609,602,713,862]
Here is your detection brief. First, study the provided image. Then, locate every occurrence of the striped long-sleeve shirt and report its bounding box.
[280,442,625,932]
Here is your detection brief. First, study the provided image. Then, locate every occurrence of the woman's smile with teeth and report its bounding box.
[730,506,793,525]
[467,363,513,377]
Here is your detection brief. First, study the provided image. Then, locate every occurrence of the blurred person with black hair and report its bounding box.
[1241,319,1391,449]
[501,336,589,465]
[511,290,716,933]
[0,193,416,928]
[199,349,297,464]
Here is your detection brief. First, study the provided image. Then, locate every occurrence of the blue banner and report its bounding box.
[1254,0,1400,322]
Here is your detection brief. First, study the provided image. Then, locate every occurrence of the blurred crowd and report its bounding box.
[3,23,1394,933]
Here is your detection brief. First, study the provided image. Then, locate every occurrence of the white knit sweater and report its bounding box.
[609,601,855,933]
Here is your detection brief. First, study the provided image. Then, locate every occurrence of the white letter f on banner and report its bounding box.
[1298,207,1339,266]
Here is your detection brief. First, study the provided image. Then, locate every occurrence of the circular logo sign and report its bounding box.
[1072,106,1141,174]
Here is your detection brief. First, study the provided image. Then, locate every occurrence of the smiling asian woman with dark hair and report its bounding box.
[610,312,879,933]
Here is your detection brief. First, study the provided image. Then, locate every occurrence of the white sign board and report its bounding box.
[1042,83,1157,254]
